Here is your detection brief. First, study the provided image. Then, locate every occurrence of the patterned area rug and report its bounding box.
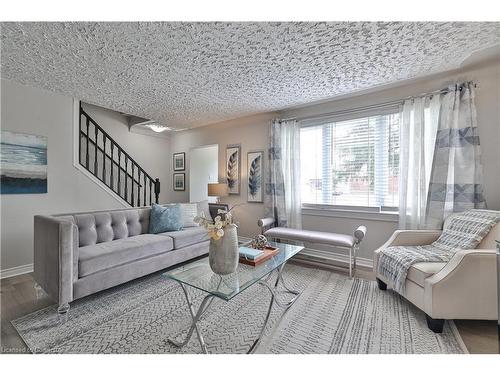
[12,264,467,354]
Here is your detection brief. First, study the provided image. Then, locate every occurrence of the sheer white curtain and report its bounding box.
[280,119,302,229]
[264,119,302,229]
[398,95,441,229]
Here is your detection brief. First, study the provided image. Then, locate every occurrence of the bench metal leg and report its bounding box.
[349,247,353,278]
[349,244,358,279]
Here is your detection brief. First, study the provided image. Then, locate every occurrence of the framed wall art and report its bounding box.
[247,151,263,203]
[0,130,47,194]
[173,152,185,171]
[225,145,241,195]
[173,173,185,191]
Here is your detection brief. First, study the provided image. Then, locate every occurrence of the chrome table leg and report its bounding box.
[169,263,301,354]
[248,262,301,353]
[167,282,215,354]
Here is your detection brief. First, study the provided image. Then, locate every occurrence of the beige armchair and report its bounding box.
[374,222,499,333]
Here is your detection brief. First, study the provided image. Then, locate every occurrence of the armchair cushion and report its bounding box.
[407,262,446,287]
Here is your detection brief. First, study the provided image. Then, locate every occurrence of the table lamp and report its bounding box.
[208,183,229,203]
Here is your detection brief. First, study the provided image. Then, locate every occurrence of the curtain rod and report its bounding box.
[281,81,478,123]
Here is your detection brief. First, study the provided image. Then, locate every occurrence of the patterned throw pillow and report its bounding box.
[197,200,212,221]
[148,203,182,234]
[180,203,199,228]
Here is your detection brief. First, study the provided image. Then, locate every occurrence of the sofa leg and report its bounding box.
[376,278,387,290]
[426,315,445,333]
[57,303,70,314]
[33,282,45,299]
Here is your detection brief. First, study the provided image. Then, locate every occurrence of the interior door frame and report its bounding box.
[188,144,219,202]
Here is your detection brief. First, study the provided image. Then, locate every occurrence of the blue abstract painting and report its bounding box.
[1,131,47,194]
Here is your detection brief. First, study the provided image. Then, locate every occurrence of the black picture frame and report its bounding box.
[173,173,185,191]
[173,152,185,171]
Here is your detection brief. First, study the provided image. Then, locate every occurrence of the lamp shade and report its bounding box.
[208,183,229,197]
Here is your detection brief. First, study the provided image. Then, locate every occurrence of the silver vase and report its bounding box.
[209,224,239,275]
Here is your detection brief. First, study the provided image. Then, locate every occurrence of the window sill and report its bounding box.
[301,206,398,222]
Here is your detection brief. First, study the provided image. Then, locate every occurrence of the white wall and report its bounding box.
[0,80,171,274]
[169,113,277,238]
[169,58,500,264]
[189,145,218,202]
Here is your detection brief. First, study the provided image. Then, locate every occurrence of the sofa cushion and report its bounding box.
[406,262,446,287]
[158,226,209,249]
[78,234,173,277]
[73,208,150,247]
[198,200,212,220]
[149,203,182,234]
[180,203,200,228]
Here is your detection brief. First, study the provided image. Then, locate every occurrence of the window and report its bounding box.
[300,111,400,210]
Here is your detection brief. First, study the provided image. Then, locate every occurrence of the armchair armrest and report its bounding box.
[34,215,78,306]
[424,249,497,319]
[376,229,442,251]
[373,230,442,277]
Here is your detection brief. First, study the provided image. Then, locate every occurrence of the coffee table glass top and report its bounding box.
[163,242,303,301]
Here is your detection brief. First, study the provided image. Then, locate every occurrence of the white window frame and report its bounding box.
[298,103,401,220]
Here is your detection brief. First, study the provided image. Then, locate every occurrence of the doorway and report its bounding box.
[189,144,218,202]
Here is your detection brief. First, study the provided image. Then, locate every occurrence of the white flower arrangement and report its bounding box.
[194,206,239,241]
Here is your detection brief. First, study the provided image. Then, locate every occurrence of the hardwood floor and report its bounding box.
[1,267,498,354]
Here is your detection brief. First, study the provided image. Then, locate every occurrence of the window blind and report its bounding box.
[300,112,400,209]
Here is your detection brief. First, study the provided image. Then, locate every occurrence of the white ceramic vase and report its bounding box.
[209,224,239,275]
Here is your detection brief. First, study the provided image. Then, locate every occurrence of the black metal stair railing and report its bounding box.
[79,106,160,207]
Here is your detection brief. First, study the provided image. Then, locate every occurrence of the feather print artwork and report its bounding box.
[227,151,238,188]
[226,146,240,194]
[247,151,263,202]
[248,154,261,197]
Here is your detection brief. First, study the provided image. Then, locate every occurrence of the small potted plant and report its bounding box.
[195,206,239,275]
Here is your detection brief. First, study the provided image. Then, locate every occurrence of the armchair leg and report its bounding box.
[376,278,387,290]
[426,315,445,333]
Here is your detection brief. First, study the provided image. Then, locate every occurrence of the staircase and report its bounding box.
[79,106,160,207]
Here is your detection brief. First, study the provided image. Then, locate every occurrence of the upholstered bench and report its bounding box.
[257,217,366,277]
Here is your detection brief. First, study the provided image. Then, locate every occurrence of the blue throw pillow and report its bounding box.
[149,203,183,234]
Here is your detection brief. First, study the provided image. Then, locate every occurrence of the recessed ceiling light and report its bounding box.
[145,123,171,133]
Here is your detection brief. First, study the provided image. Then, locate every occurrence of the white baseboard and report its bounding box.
[1,263,33,279]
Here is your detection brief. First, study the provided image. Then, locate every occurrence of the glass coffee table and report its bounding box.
[163,242,304,354]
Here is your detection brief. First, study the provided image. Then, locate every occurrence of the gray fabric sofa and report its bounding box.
[34,205,210,313]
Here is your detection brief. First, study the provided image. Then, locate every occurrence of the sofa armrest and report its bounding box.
[424,249,498,319]
[34,215,78,306]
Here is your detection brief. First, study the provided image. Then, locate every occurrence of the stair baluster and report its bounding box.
[79,105,160,207]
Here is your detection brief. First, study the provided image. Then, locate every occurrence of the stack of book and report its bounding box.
[239,246,279,266]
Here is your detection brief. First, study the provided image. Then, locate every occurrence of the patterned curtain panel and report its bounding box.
[264,119,302,229]
[426,82,486,229]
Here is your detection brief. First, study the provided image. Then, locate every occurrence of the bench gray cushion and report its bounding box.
[158,226,209,249]
[78,234,173,277]
[264,227,355,248]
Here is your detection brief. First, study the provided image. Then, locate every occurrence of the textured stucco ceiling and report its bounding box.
[1,22,499,129]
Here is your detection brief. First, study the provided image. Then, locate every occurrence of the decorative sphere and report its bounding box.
[251,234,268,250]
